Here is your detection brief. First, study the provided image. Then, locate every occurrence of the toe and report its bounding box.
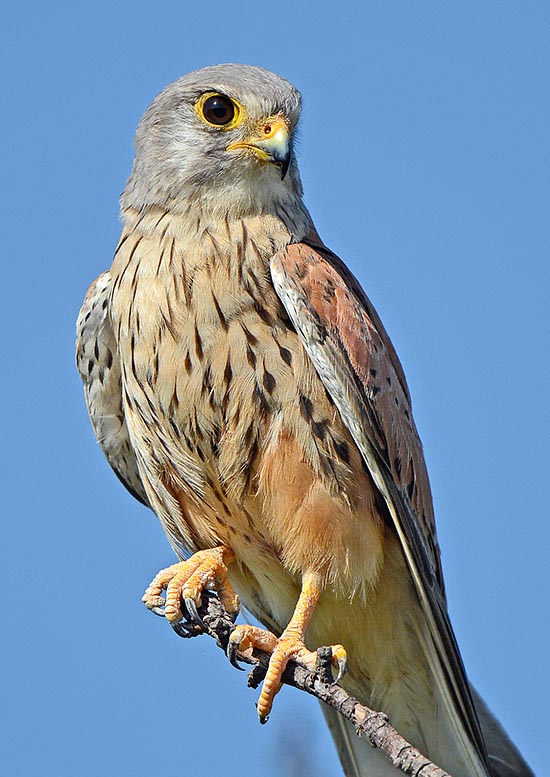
[142,546,239,628]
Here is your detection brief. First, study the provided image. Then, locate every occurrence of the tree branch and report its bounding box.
[167,592,452,777]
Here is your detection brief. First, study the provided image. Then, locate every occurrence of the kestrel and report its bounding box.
[77,65,532,777]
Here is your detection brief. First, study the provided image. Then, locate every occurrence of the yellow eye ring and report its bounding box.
[195,92,242,130]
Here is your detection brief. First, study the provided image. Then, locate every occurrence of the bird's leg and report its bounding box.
[142,546,239,628]
[228,571,347,722]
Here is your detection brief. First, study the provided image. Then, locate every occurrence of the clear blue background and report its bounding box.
[2,2,548,775]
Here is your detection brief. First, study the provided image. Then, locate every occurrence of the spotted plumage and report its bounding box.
[77,64,532,777]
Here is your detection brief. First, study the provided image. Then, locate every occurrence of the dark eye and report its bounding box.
[201,94,236,126]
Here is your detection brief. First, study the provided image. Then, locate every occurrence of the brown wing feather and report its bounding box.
[271,240,490,769]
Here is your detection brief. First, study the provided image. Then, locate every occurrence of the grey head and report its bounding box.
[121,64,304,218]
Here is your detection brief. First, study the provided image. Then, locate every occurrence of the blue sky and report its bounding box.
[2,2,548,775]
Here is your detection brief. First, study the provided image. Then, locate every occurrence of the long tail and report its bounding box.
[322,689,534,777]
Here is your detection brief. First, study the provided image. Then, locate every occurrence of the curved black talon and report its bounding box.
[183,597,207,630]
[171,619,204,638]
[334,653,347,683]
[226,633,245,671]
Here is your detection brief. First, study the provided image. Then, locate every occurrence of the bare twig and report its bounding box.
[170,592,452,777]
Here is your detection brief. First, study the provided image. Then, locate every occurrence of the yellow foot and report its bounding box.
[228,624,347,722]
[142,546,239,630]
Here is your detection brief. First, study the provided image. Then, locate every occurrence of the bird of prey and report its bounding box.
[76,64,532,777]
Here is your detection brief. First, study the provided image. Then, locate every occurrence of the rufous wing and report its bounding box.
[271,239,490,771]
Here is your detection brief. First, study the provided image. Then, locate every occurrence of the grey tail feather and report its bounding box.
[320,705,408,777]
[321,690,534,777]
[470,687,535,777]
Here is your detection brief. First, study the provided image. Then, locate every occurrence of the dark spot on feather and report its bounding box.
[279,307,295,330]
[263,369,276,394]
[386,376,392,386]
[241,324,258,346]
[223,215,231,240]
[191,414,204,442]
[169,418,180,438]
[371,385,381,397]
[105,347,113,369]
[253,384,269,415]
[114,231,131,256]
[312,420,327,439]
[181,429,194,450]
[253,301,276,327]
[299,393,313,419]
[87,359,94,375]
[224,356,232,386]
[370,368,377,378]
[244,534,252,544]
[127,235,143,265]
[278,345,292,366]
[246,344,257,368]
[404,408,410,420]
[211,292,228,330]
[394,457,402,478]
[153,210,168,230]
[407,473,415,499]
[161,307,178,341]
[184,351,192,374]
[187,272,195,303]
[154,241,166,275]
[169,391,179,413]
[212,482,224,500]
[245,266,261,290]
[159,220,170,243]
[211,424,222,456]
[143,390,156,414]
[323,277,335,302]
[194,325,203,360]
[202,363,212,394]
[333,439,350,464]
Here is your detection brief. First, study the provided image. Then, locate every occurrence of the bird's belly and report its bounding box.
[118,273,387,598]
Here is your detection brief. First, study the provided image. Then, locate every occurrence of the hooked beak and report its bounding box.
[226,116,292,179]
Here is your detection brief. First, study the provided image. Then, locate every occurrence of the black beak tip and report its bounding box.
[279,150,291,180]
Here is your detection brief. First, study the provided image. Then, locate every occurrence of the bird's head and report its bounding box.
[122,64,304,218]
